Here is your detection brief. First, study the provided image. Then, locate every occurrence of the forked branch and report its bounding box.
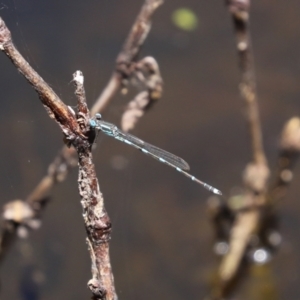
[0,0,164,267]
[0,18,116,299]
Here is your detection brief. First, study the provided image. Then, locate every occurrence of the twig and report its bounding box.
[226,0,266,167]
[211,1,270,297]
[0,0,164,293]
[209,0,300,295]
[121,56,162,132]
[95,0,163,105]
[94,0,164,120]
[0,19,80,140]
[210,119,300,299]
[0,15,82,260]
[0,18,116,299]
[91,73,121,115]
[0,12,79,261]
[0,0,163,264]
[73,72,116,299]
[116,0,163,76]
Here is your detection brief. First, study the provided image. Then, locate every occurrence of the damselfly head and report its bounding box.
[95,113,102,120]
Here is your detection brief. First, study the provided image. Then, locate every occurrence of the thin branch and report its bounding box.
[0,19,81,141]
[209,117,300,298]
[0,0,163,264]
[94,0,164,113]
[226,0,270,194]
[116,0,163,74]
[121,56,162,132]
[27,148,77,204]
[73,72,116,299]
[0,16,82,260]
[0,17,116,299]
[210,1,270,297]
[209,1,297,296]
[91,73,121,115]
[227,0,266,167]
[0,13,80,262]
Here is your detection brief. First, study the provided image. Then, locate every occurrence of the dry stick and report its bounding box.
[228,0,266,167]
[0,5,90,257]
[0,16,82,258]
[0,26,80,139]
[116,0,163,76]
[214,122,300,299]
[0,18,116,299]
[121,56,163,132]
[91,73,121,116]
[93,0,164,114]
[117,0,164,131]
[0,147,77,260]
[0,0,163,263]
[213,0,270,297]
[73,72,116,299]
[212,110,300,299]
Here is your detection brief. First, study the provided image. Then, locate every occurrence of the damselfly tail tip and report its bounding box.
[212,188,222,196]
[203,183,222,195]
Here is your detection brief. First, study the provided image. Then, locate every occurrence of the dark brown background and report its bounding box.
[0,0,300,299]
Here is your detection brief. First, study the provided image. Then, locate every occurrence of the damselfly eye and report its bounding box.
[89,119,97,128]
[95,113,102,120]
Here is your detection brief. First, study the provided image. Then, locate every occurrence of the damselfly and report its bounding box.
[89,113,221,195]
